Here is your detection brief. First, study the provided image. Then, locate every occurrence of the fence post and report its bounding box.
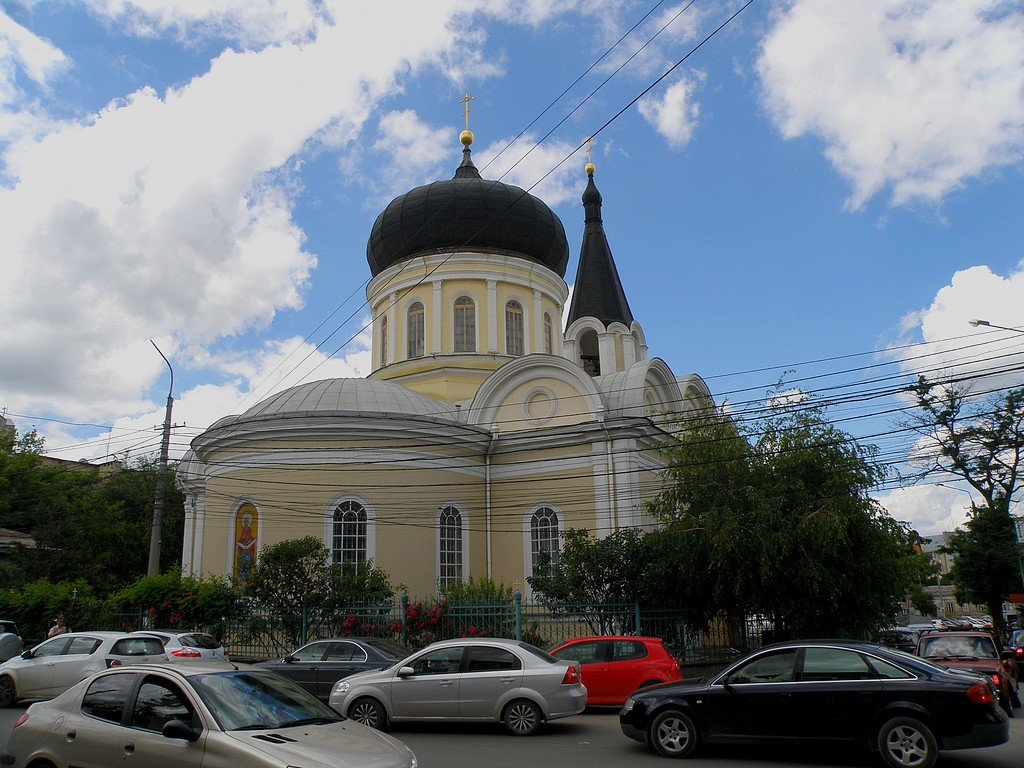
[301,596,308,646]
[401,592,409,646]
[514,590,522,642]
[634,602,642,635]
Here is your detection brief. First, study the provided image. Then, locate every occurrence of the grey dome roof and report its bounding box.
[241,378,458,420]
[366,147,569,278]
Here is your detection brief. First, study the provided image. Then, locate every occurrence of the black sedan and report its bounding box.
[255,637,409,700]
[619,640,1009,768]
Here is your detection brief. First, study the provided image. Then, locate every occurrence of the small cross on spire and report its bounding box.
[459,92,475,132]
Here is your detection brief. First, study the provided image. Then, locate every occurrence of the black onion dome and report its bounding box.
[366,147,569,278]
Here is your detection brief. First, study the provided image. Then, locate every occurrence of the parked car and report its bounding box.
[549,636,682,706]
[1009,630,1024,676]
[915,630,1020,715]
[125,629,229,664]
[0,632,127,706]
[1,663,418,768]
[256,637,409,701]
[873,627,919,654]
[104,634,169,668]
[619,640,1009,766]
[329,637,587,735]
[0,620,23,663]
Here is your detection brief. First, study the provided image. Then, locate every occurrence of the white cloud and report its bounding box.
[0,1,489,428]
[79,0,327,47]
[638,72,703,147]
[887,263,1024,387]
[757,0,1024,209]
[369,109,450,202]
[0,8,67,146]
[879,484,973,537]
[476,132,584,206]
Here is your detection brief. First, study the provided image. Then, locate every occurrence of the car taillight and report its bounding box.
[107,659,122,667]
[990,673,1001,687]
[966,682,994,704]
[171,648,202,659]
[561,665,579,685]
[1016,648,1022,659]
[13,713,29,729]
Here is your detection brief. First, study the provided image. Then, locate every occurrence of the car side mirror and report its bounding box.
[163,719,201,742]
[20,650,33,659]
[283,655,296,663]
[397,666,415,678]
[1001,651,1015,661]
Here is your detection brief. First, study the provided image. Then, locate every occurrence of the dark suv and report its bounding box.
[916,630,1020,715]
[0,620,22,662]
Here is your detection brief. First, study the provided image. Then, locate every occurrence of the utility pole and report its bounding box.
[148,341,174,576]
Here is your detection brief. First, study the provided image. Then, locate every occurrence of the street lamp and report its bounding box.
[967,319,1024,594]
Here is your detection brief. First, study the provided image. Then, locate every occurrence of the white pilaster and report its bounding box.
[431,280,442,354]
[487,280,498,353]
[532,289,543,354]
[388,291,398,362]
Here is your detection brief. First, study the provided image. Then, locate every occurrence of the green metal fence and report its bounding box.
[203,593,768,663]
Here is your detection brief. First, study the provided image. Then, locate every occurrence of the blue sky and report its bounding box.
[2,1,1023,536]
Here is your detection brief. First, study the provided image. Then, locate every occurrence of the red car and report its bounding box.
[549,636,682,706]
[916,630,1021,716]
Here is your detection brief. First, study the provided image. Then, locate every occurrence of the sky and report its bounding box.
[1,0,1023,538]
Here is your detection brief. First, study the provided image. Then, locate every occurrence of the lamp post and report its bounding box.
[967,319,1024,593]
[148,341,174,576]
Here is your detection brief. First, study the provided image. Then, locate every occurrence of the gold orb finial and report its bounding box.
[585,136,596,175]
[459,92,476,147]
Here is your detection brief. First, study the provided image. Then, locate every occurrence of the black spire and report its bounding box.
[566,172,633,327]
[453,146,481,179]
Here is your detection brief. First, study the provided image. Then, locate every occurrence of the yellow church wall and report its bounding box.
[489,377,597,433]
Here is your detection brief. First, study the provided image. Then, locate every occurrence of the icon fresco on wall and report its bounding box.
[234,503,258,584]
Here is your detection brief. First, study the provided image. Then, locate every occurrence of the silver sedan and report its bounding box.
[328,638,586,736]
[2,663,418,768]
[0,632,127,706]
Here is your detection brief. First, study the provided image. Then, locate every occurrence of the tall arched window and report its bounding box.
[333,500,367,571]
[530,507,560,576]
[453,297,476,353]
[543,312,553,354]
[505,300,524,356]
[438,505,463,587]
[380,315,388,366]
[407,302,425,358]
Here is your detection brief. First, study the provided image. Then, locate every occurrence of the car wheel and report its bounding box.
[1002,692,1015,718]
[877,716,937,768]
[648,709,699,759]
[503,698,542,736]
[0,675,15,707]
[348,697,387,730]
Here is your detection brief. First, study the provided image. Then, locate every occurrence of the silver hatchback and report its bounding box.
[328,638,586,736]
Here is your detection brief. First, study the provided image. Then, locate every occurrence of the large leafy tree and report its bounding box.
[649,393,921,638]
[906,379,1024,635]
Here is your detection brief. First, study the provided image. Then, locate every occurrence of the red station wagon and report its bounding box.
[916,630,1021,716]
[549,636,682,706]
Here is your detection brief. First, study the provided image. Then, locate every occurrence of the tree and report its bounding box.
[906,378,1024,635]
[649,392,923,638]
[528,528,654,633]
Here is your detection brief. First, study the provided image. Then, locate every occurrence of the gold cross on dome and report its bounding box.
[585,137,593,165]
[459,92,475,131]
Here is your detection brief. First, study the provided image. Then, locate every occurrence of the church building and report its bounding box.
[176,122,712,596]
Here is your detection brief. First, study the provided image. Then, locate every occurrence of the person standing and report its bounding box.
[46,613,68,638]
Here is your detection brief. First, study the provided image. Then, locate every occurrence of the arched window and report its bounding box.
[505,300,524,356]
[380,315,388,366]
[579,329,600,376]
[438,505,463,587]
[332,500,367,571]
[530,507,560,576]
[407,302,424,358]
[454,297,476,353]
[543,312,553,354]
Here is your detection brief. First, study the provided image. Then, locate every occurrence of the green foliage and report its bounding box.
[0,578,100,641]
[648,391,921,639]
[440,577,515,604]
[947,505,1022,615]
[106,568,242,637]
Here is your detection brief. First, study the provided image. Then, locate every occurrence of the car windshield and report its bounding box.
[1011,630,1024,646]
[517,641,558,664]
[363,638,409,658]
[190,671,342,731]
[919,636,997,660]
[178,633,221,650]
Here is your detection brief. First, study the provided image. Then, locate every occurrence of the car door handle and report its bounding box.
[124,742,135,755]
[500,677,516,683]
[437,680,453,687]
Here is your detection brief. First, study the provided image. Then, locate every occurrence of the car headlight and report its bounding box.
[621,696,635,715]
[332,680,351,695]
[409,749,418,768]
